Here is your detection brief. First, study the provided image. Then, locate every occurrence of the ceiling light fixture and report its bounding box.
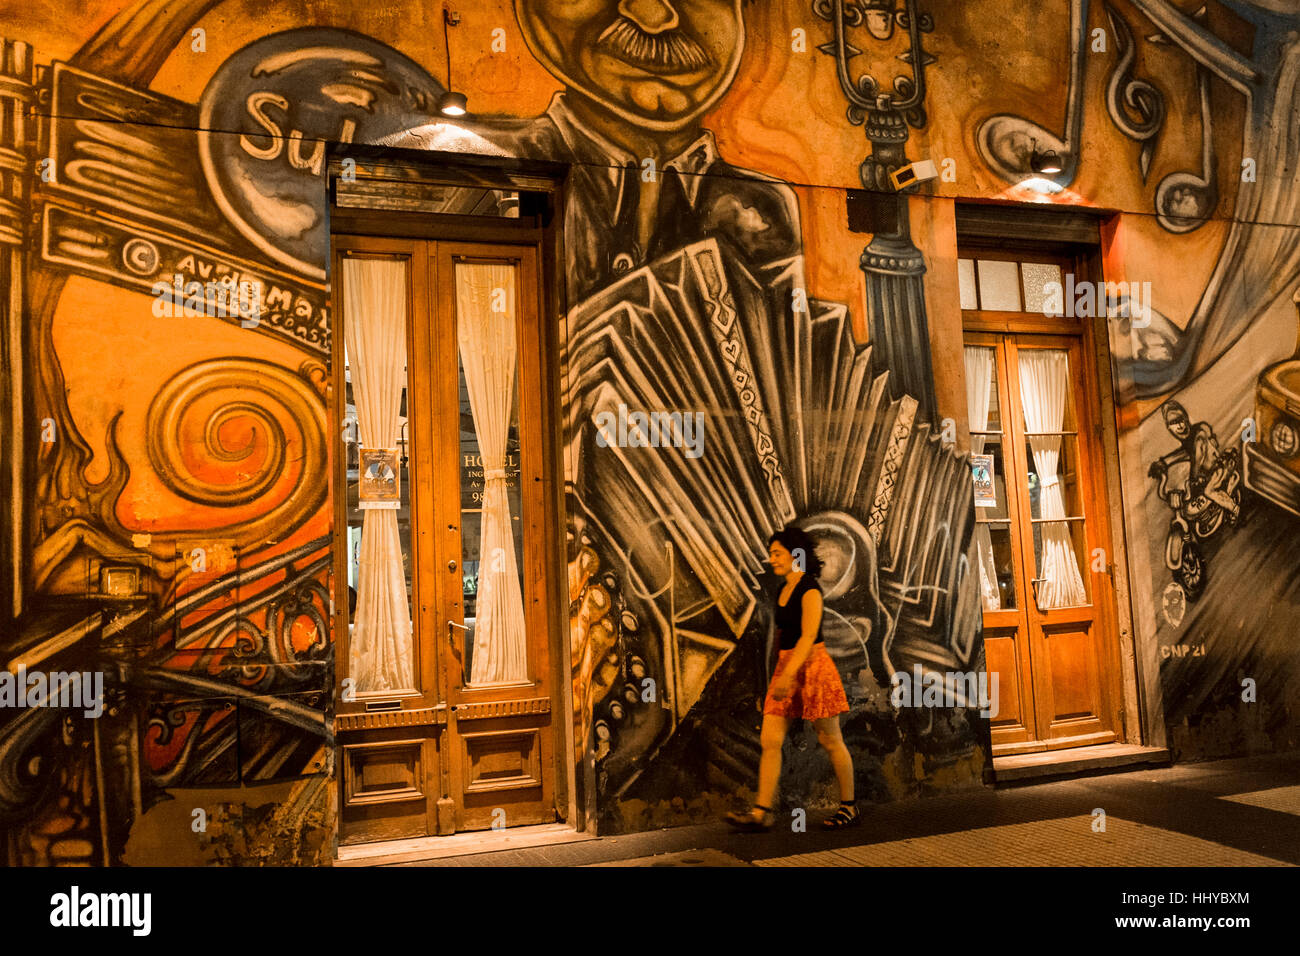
[1028,139,1063,176]
[438,8,467,117]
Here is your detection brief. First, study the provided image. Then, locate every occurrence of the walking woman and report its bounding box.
[726,525,860,831]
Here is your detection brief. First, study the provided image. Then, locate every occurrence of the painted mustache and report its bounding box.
[596,17,713,72]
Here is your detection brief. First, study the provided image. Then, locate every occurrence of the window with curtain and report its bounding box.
[964,345,1020,611]
[1018,348,1089,609]
[343,256,417,694]
[455,261,529,686]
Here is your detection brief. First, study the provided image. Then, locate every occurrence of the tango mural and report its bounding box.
[0,0,1296,863]
[382,0,979,828]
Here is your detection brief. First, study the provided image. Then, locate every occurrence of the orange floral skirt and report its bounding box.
[763,643,849,720]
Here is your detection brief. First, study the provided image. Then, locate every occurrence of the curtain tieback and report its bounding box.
[484,467,508,481]
[1039,474,1060,489]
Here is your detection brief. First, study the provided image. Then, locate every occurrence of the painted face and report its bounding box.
[1168,414,1190,439]
[514,0,744,130]
[767,541,793,576]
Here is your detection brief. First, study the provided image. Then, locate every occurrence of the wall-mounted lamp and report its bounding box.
[439,8,467,117]
[1029,139,1063,176]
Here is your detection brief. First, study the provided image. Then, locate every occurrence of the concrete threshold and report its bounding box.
[334,822,596,867]
[993,743,1170,785]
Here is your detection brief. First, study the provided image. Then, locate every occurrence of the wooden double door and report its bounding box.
[332,235,560,844]
[964,322,1123,754]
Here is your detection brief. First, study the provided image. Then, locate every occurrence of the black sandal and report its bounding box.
[822,802,861,829]
[725,804,774,832]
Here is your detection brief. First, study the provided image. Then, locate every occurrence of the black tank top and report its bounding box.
[774,575,823,651]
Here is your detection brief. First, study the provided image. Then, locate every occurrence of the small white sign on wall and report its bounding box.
[971,454,996,508]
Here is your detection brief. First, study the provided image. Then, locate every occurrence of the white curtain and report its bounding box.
[1018,349,1088,609]
[457,262,528,685]
[344,257,416,693]
[964,346,1001,611]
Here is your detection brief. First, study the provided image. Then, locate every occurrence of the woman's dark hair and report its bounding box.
[767,524,823,580]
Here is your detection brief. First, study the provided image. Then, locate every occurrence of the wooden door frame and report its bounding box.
[959,238,1139,752]
[1007,331,1121,749]
[325,150,581,850]
[429,239,555,831]
[330,236,445,844]
[963,330,1037,749]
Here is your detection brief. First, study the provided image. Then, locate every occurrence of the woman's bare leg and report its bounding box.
[813,715,855,802]
[752,714,789,819]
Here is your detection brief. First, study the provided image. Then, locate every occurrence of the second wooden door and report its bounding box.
[965,330,1121,754]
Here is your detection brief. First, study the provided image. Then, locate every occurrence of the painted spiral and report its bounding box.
[145,358,327,550]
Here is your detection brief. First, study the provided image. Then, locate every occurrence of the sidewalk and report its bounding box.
[397,751,1300,867]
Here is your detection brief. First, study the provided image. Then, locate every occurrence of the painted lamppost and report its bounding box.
[813,0,938,426]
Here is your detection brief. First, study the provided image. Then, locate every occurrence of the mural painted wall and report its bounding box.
[1080,0,1300,763]
[0,0,1295,863]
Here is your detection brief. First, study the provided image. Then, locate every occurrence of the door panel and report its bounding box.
[334,235,558,844]
[455,719,549,830]
[432,243,555,833]
[1045,623,1101,716]
[982,619,1035,748]
[1011,336,1115,750]
[1040,617,1110,745]
[965,332,1040,751]
[964,320,1119,755]
[333,238,441,846]
[340,735,437,844]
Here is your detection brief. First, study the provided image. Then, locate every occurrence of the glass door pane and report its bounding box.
[1017,346,1090,609]
[965,344,1017,610]
[341,255,417,694]
[453,260,529,686]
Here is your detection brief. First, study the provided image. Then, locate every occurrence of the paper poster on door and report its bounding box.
[359,448,401,509]
[971,454,996,507]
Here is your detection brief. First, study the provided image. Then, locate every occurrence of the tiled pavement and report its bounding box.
[397,751,1300,867]
[755,817,1285,867]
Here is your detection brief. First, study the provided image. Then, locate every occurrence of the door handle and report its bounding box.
[1031,577,1047,612]
[447,619,468,646]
